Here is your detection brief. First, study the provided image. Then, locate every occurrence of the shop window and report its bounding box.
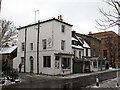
[55,56,60,69]
[93,61,97,68]
[43,56,51,68]
[62,58,71,69]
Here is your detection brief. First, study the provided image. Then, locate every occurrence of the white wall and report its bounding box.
[72,48,84,59]
[13,19,73,75]
[13,25,38,73]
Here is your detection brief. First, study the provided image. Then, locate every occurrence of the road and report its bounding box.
[1,70,119,89]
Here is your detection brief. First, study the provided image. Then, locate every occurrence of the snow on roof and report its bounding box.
[72,45,83,49]
[0,46,17,54]
[75,35,90,48]
[83,40,90,48]
[72,37,78,41]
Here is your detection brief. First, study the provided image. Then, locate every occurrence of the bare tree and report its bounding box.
[104,35,118,67]
[96,0,120,30]
[0,19,18,48]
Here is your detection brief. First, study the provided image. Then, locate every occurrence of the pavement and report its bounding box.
[61,68,117,79]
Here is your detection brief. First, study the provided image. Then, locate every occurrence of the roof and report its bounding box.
[17,18,73,30]
[76,33,101,42]
[72,45,83,49]
[0,46,17,54]
[72,37,78,41]
[83,40,91,48]
[92,31,117,35]
[72,36,90,49]
[76,36,90,48]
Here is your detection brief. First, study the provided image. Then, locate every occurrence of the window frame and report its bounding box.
[61,25,65,33]
[42,39,47,50]
[30,43,33,50]
[21,42,25,51]
[62,58,71,69]
[61,40,65,50]
[43,56,51,68]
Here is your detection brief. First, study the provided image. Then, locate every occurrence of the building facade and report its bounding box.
[72,31,105,73]
[92,31,120,67]
[0,46,17,72]
[13,17,73,75]
[75,32,101,58]
[72,35,91,73]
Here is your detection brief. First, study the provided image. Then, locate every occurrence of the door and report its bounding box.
[30,56,33,73]
[73,61,83,73]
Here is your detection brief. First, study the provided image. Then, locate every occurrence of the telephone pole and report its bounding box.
[24,28,27,73]
[37,20,40,74]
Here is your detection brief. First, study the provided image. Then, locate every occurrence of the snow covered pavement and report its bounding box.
[86,78,120,88]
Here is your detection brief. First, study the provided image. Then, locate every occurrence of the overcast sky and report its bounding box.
[1,0,118,34]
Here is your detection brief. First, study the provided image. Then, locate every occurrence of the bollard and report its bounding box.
[96,75,99,87]
[117,83,119,87]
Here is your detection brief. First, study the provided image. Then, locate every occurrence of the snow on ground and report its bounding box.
[0,77,21,87]
[86,78,120,88]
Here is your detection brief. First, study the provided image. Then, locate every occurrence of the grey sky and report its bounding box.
[1,0,118,34]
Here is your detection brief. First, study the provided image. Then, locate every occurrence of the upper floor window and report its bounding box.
[61,40,65,50]
[30,43,33,50]
[21,42,25,51]
[61,25,65,33]
[42,39,46,49]
[86,48,88,56]
[72,40,78,46]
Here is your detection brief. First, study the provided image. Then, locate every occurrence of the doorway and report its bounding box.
[30,56,33,73]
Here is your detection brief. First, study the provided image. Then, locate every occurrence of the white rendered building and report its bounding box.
[13,17,73,75]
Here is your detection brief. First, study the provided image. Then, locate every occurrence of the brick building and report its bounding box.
[92,31,120,67]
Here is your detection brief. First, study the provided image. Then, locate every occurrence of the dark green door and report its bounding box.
[30,60,33,73]
[73,62,83,73]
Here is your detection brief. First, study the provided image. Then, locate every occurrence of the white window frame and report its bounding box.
[61,25,65,33]
[43,56,51,68]
[61,40,65,50]
[30,43,33,50]
[21,42,25,51]
[42,39,46,49]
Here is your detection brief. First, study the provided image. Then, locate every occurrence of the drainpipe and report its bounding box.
[37,20,40,74]
[73,50,75,73]
[24,28,27,73]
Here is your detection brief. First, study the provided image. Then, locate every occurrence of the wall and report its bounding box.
[14,19,73,75]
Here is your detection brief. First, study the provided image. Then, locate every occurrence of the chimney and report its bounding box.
[60,15,63,21]
[58,16,59,20]
[89,31,93,36]
[72,31,76,37]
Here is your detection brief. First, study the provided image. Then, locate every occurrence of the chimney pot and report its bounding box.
[60,15,62,20]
